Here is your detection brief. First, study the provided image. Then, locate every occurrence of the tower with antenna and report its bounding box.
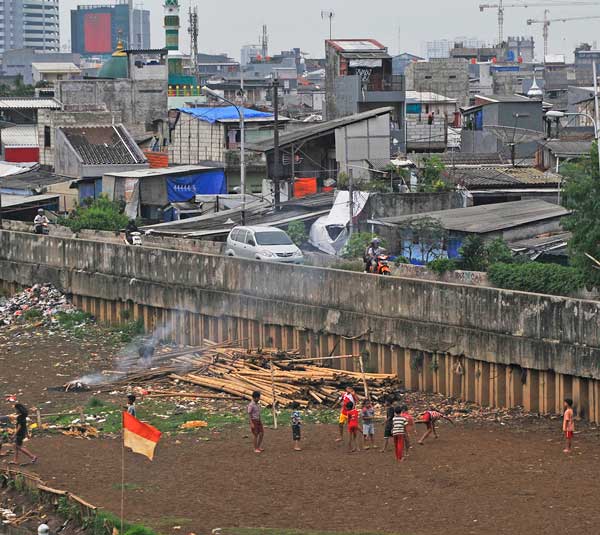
[321,10,335,40]
[261,24,269,59]
[188,5,199,74]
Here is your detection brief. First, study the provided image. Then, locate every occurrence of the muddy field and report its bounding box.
[2,322,600,535]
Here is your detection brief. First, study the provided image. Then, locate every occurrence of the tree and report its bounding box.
[561,142,600,287]
[59,195,129,233]
[396,216,448,264]
[420,156,452,193]
[459,235,487,271]
[485,237,513,265]
[341,232,382,259]
[287,220,307,246]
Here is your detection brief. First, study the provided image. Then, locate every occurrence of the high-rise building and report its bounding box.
[0,0,60,55]
[71,3,150,58]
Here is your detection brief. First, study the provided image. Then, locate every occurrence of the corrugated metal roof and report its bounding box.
[0,125,38,148]
[376,200,568,234]
[405,91,456,104]
[31,62,81,73]
[105,164,224,179]
[544,140,592,158]
[0,98,61,110]
[444,166,561,188]
[0,193,59,208]
[248,107,393,152]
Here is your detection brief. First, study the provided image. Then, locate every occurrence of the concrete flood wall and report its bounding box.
[2,230,600,421]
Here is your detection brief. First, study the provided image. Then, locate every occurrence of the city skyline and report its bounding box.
[56,0,600,61]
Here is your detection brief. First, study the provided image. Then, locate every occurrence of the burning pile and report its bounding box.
[0,284,76,327]
[74,342,402,408]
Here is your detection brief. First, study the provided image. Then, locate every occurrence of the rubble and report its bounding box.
[0,284,77,327]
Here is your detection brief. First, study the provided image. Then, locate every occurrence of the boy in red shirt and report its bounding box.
[418,408,453,445]
[563,398,575,454]
[346,401,360,452]
[336,386,356,442]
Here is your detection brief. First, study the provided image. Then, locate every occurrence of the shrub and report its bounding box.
[287,220,308,246]
[488,262,585,296]
[58,195,129,233]
[459,235,487,271]
[427,257,459,275]
[485,237,513,265]
[394,256,410,265]
[23,308,43,322]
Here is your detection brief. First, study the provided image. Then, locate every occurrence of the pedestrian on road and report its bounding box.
[291,410,302,451]
[563,398,575,454]
[392,406,408,463]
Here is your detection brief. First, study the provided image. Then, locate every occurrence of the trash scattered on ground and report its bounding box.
[180,420,208,429]
[0,284,77,327]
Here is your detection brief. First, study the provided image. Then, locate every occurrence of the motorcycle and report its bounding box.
[125,231,143,246]
[369,254,391,276]
[34,222,49,235]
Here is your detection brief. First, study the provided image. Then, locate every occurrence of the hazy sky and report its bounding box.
[59,0,600,61]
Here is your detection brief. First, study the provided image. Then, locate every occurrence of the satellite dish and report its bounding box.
[486,125,545,165]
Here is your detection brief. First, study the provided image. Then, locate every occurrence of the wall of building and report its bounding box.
[1,49,81,84]
[168,113,226,164]
[3,230,600,421]
[57,79,167,139]
[405,59,470,107]
[364,191,468,220]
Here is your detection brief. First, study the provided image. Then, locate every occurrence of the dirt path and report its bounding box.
[7,421,599,535]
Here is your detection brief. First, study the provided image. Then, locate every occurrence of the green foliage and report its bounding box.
[336,172,350,190]
[459,235,487,271]
[86,397,105,409]
[485,237,513,265]
[110,318,145,344]
[341,232,382,259]
[394,255,409,265]
[396,216,448,264]
[23,308,43,322]
[287,220,308,246]
[0,75,35,97]
[427,257,459,274]
[561,142,600,287]
[55,310,94,329]
[488,262,584,296]
[420,156,452,192]
[59,195,129,233]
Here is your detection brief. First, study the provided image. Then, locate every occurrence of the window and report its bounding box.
[44,125,51,148]
[255,231,292,246]
[449,75,457,79]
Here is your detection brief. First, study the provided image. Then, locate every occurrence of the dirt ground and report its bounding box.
[3,323,600,535]
[2,420,598,535]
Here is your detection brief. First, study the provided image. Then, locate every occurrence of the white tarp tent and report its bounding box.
[309,190,370,255]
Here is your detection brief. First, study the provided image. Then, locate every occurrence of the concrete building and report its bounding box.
[196,53,239,85]
[567,85,598,128]
[574,43,600,87]
[70,3,150,58]
[0,125,38,162]
[405,58,470,108]
[405,91,458,152]
[1,49,82,85]
[0,0,59,55]
[461,94,544,160]
[32,62,81,85]
[324,39,404,150]
[392,53,423,75]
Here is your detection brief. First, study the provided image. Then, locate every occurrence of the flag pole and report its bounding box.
[121,416,126,534]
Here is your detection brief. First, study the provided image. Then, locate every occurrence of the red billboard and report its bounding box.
[84,13,112,54]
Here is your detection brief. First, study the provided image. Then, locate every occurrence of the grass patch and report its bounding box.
[23,308,43,322]
[55,310,94,330]
[154,517,192,529]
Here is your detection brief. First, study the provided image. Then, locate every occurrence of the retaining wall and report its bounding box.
[2,230,600,421]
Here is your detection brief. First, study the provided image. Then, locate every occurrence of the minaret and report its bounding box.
[164,0,182,75]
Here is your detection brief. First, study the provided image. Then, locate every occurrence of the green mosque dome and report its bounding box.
[98,38,128,79]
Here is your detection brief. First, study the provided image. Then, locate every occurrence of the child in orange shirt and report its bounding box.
[346,401,360,453]
[563,398,575,454]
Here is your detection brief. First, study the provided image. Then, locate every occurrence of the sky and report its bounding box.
[58,0,600,61]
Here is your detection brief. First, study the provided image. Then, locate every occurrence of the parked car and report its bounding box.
[225,226,304,264]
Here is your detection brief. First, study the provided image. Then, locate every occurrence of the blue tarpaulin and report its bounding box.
[178,106,273,123]
[166,169,226,202]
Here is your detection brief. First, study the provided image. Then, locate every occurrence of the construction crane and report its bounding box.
[479,1,600,47]
[528,10,600,57]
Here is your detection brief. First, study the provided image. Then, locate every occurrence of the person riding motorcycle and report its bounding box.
[125,219,140,245]
[33,209,49,235]
[364,238,385,273]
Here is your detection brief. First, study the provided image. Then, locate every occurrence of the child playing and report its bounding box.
[292,410,302,451]
[12,404,37,465]
[126,394,137,417]
[400,405,416,455]
[247,391,264,454]
[346,401,360,452]
[563,398,575,454]
[381,397,395,453]
[418,408,454,445]
[336,386,357,442]
[392,406,408,462]
[361,399,375,450]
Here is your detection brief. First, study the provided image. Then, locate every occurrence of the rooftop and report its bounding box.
[543,140,592,158]
[248,107,393,152]
[444,166,561,188]
[474,94,534,104]
[0,193,59,209]
[0,167,71,191]
[31,62,81,74]
[60,125,146,166]
[375,200,568,234]
[178,106,275,124]
[405,91,457,104]
[104,165,224,179]
[326,39,386,53]
[0,98,61,110]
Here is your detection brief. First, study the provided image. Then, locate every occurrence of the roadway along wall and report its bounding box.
[2,230,600,421]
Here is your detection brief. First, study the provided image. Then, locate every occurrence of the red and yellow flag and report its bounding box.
[122,412,161,461]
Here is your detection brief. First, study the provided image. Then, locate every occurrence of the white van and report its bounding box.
[225,226,304,264]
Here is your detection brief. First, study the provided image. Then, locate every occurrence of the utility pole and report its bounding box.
[321,10,335,40]
[348,171,354,239]
[272,77,281,208]
[188,6,199,75]
[593,61,600,179]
